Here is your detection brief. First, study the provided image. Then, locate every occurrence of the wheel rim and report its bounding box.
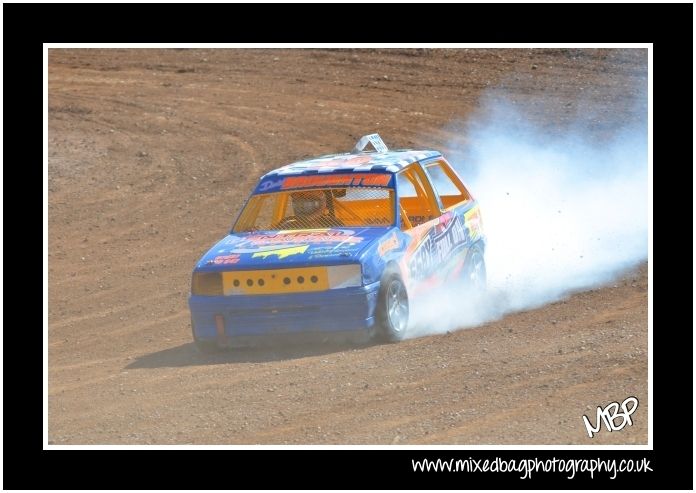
[468,251,486,288]
[387,280,408,333]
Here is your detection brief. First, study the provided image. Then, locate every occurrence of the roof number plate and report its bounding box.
[352,133,389,154]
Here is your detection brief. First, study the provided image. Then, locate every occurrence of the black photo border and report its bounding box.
[8,1,692,490]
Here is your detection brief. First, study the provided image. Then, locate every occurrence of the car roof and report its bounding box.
[261,149,442,178]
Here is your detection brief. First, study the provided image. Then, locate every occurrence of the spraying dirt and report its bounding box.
[48,48,648,444]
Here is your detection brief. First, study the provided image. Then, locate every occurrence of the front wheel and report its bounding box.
[375,274,409,342]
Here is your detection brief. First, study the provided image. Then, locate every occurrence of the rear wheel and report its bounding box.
[462,244,486,290]
[375,273,409,342]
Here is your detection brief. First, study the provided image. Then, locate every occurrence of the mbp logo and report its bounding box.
[582,396,639,438]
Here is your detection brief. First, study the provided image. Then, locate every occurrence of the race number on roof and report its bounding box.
[352,133,389,154]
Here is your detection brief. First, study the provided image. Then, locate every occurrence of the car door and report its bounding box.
[419,157,483,279]
[395,163,446,289]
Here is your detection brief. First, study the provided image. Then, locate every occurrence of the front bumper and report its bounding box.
[189,282,380,347]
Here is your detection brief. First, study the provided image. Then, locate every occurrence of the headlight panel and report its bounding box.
[191,272,223,296]
[326,264,362,289]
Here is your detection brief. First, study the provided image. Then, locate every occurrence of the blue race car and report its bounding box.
[189,134,485,350]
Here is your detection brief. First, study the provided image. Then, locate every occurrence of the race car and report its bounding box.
[188,134,485,351]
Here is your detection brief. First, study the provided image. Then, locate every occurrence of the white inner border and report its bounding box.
[43,42,653,451]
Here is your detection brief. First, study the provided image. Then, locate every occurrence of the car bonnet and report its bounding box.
[196,227,392,271]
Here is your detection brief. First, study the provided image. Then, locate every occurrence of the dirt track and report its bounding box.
[48,48,648,444]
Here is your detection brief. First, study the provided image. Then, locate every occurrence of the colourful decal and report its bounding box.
[307,244,360,259]
[269,150,441,176]
[378,232,399,256]
[257,178,284,192]
[463,206,482,240]
[435,211,454,235]
[310,155,372,169]
[243,229,364,245]
[407,215,468,282]
[251,244,309,260]
[280,173,391,190]
[211,254,241,265]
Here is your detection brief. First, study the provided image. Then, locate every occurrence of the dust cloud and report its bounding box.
[408,94,648,337]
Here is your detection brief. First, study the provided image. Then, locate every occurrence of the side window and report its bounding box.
[397,166,438,229]
[396,173,417,197]
[423,160,472,209]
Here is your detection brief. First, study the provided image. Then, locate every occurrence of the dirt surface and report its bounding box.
[48,48,648,445]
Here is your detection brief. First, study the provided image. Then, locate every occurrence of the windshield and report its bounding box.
[233,187,396,232]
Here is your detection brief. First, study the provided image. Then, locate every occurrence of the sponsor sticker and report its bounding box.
[211,254,241,265]
[251,244,309,260]
[281,173,391,190]
[378,232,399,256]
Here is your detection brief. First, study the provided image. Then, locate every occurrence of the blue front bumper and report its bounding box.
[189,282,380,346]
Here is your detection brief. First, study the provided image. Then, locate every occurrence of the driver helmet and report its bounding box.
[292,191,325,216]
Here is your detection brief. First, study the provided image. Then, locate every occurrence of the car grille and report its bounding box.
[191,265,361,296]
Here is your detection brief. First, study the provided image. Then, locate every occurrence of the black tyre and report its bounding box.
[461,244,487,290]
[375,273,409,342]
